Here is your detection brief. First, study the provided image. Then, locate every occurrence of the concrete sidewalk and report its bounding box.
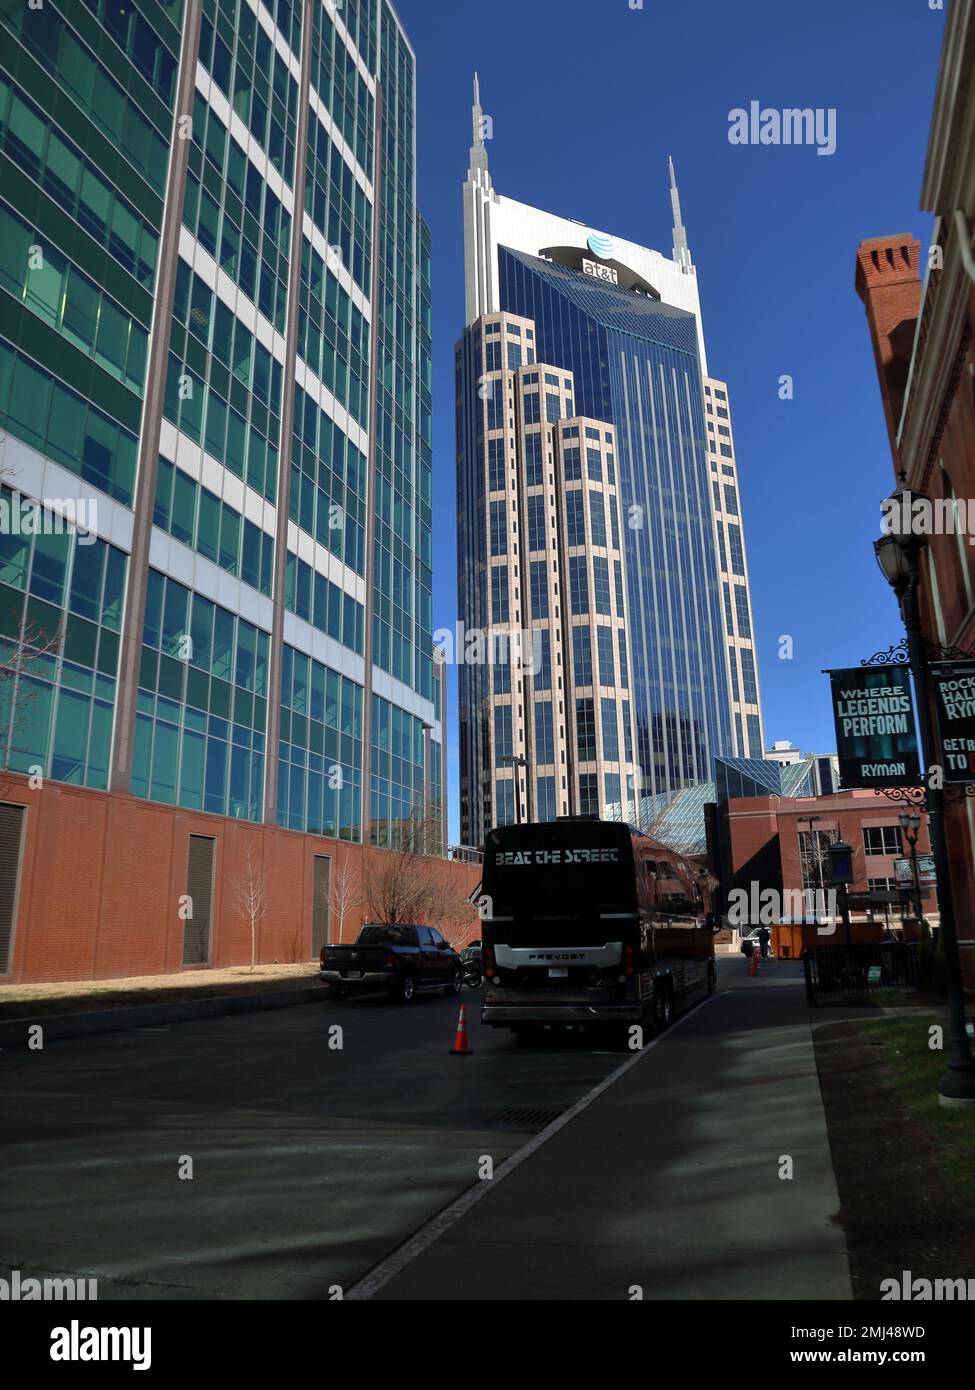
[369,959,853,1300]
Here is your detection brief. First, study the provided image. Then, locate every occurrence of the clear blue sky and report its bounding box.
[392,0,945,845]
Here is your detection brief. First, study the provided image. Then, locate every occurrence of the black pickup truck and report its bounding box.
[320,924,463,1002]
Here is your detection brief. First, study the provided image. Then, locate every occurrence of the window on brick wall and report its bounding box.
[863,825,901,856]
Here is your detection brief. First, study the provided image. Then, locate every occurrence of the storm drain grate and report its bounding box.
[490,1106,564,1127]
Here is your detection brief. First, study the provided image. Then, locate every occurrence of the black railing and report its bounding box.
[803,942,919,1005]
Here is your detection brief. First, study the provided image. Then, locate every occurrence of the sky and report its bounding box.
[392,0,946,845]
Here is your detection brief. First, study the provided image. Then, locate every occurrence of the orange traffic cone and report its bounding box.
[449,1002,473,1056]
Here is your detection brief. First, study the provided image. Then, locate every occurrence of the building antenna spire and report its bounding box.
[669,156,692,274]
[469,71,491,187]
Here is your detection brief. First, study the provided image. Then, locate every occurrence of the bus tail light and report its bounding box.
[623,944,635,977]
[484,945,496,978]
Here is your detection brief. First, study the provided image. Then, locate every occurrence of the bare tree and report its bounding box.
[426,872,480,949]
[363,804,445,929]
[328,856,361,944]
[798,827,839,892]
[233,838,268,972]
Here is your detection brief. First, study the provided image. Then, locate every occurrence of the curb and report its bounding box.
[0,984,327,1048]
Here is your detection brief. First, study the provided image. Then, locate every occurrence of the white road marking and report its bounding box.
[345,994,713,1300]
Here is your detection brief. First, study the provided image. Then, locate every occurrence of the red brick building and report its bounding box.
[855,0,975,987]
[0,771,480,985]
[712,791,935,959]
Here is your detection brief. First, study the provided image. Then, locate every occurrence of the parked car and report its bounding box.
[320,924,463,1002]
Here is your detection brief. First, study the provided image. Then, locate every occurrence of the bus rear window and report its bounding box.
[482,824,637,919]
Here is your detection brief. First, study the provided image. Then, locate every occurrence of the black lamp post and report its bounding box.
[827,839,854,947]
[898,808,923,921]
[800,814,825,923]
[874,475,975,1106]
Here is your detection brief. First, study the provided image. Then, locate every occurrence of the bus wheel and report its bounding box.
[655,983,673,1029]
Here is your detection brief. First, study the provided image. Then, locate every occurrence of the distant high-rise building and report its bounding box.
[0,0,439,849]
[765,741,839,796]
[457,77,763,845]
[705,375,764,759]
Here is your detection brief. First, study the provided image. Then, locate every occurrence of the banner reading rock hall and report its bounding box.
[930,662,975,786]
[828,666,921,789]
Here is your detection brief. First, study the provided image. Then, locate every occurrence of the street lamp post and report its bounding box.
[898,808,923,922]
[827,839,854,948]
[875,475,975,1106]
[800,814,825,925]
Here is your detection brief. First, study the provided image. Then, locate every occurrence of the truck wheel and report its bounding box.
[444,969,462,996]
[325,982,348,1001]
[394,974,416,1003]
[655,981,673,1029]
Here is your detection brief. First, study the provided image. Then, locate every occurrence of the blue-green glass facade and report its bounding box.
[0,486,126,788]
[0,0,441,854]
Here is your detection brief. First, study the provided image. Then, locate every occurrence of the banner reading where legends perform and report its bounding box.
[828,666,921,789]
[930,660,975,785]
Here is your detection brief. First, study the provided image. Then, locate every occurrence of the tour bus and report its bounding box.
[479,816,717,1036]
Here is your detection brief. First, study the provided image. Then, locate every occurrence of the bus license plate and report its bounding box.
[548,967,568,978]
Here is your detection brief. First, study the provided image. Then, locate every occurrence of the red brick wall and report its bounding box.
[856,219,975,989]
[854,235,922,458]
[0,774,481,984]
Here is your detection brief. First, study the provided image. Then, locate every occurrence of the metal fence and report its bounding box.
[447,844,483,865]
[803,941,919,1005]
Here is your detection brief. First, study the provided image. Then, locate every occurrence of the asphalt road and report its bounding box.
[0,981,637,1299]
[368,954,853,1300]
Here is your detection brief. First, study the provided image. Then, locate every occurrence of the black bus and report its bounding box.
[480,817,717,1035]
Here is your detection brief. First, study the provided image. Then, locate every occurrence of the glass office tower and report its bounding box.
[458,79,760,845]
[0,0,439,847]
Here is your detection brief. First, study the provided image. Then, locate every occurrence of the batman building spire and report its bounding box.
[669,156,693,274]
[463,72,498,323]
[469,72,491,185]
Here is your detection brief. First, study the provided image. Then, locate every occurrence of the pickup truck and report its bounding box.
[320,924,463,1002]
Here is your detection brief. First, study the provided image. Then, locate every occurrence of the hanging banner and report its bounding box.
[827,665,921,789]
[893,857,914,885]
[917,854,937,887]
[930,660,975,786]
